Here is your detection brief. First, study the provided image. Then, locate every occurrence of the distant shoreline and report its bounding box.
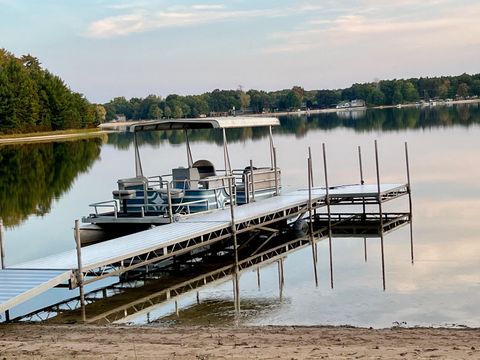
[0,129,110,145]
[1,98,479,143]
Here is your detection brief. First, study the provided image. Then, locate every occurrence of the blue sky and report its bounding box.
[1,0,479,103]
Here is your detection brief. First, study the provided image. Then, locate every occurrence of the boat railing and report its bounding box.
[232,167,281,203]
[88,200,119,218]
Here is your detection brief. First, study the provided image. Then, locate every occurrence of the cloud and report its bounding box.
[86,2,325,38]
[87,5,275,38]
[265,2,480,53]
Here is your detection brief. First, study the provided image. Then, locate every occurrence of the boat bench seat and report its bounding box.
[112,189,136,200]
[200,176,226,189]
[157,188,184,199]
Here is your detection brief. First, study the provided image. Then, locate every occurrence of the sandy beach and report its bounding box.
[0,324,478,359]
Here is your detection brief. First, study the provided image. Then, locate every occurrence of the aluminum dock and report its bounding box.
[0,183,410,318]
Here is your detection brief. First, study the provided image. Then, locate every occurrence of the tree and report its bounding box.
[456,83,469,98]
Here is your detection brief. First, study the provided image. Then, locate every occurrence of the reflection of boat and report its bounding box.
[81,117,281,244]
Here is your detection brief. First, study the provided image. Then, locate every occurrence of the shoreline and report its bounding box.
[0,129,110,145]
[0,324,478,359]
[1,98,479,143]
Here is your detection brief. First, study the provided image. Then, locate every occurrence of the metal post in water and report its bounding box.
[405,142,414,264]
[358,146,366,217]
[307,151,319,287]
[74,220,86,322]
[268,126,275,169]
[273,147,279,196]
[175,300,179,317]
[0,218,5,270]
[374,140,386,291]
[166,182,173,223]
[250,159,255,202]
[133,132,143,177]
[0,218,9,322]
[256,267,261,290]
[228,177,240,314]
[277,259,284,300]
[364,237,368,262]
[222,129,232,175]
[196,291,200,305]
[358,146,365,185]
[322,143,334,289]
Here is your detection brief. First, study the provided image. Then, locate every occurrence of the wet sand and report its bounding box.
[0,324,478,359]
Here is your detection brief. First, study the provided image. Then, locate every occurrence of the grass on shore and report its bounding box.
[0,128,102,140]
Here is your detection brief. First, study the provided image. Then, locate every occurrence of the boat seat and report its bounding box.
[112,189,136,200]
[172,167,200,190]
[192,160,216,179]
[157,187,184,199]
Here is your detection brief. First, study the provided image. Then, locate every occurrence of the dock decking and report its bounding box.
[0,183,409,315]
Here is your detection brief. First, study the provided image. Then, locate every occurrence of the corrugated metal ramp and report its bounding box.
[0,269,72,313]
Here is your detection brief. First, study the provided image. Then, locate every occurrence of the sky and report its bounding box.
[1,0,480,103]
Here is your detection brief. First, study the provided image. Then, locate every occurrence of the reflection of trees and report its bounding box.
[105,104,480,148]
[0,139,102,227]
[107,127,273,150]
[278,104,480,136]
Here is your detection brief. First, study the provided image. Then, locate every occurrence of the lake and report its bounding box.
[1,104,479,328]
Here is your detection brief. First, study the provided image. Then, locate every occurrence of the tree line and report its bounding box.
[2,48,480,132]
[0,49,105,134]
[105,74,480,121]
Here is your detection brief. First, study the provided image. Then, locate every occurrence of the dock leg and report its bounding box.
[374,141,386,291]
[307,151,319,287]
[228,177,241,315]
[256,267,261,290]
[74,220,86,322]
[277,259,284,300]
[322,143,334,289]
[363,237,368,262]
[405,142,414,264]
[0,218,9,322]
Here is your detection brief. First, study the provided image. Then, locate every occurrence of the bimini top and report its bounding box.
[127,116,280,133]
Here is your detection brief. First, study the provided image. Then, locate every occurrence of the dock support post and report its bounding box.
[0,218,5,270]
[166,182,173,223]
[256,267,261,290]
[364,237,368,262]
[405,142,414,264]
[250,159,255,202]
[273,147,279,196]
[175,300,179,317]
[277,259,284,300]
[74,220,86,322]
[358,146,365,186]
[322,143,334,289]
[228,177,241,314]
[307,149,319,287]
[0,218,9,322]
[374,140,386,291]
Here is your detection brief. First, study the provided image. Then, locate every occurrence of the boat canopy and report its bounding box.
[127,116,280,133]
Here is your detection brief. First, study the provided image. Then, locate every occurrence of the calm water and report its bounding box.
[1,104,479,327]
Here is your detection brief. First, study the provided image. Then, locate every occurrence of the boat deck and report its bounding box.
[0,183,408,314]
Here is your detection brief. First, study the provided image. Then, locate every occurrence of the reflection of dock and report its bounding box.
[0,141,413,322]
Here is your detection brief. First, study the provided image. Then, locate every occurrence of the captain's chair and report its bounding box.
[192,160,216,179]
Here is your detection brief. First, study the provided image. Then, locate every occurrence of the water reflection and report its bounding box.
[0,139,102,227]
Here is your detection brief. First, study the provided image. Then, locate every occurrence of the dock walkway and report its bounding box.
[0,184,408,315]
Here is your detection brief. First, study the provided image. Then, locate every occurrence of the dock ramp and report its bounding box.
[0,269,72,313]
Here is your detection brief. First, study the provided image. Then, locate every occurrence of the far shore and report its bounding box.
[0,128,110,145]
[0,324,478,359]
[1,98,479,143]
